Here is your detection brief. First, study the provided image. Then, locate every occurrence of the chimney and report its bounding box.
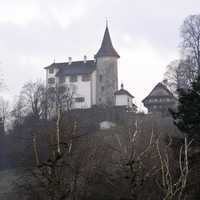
[93,55,96,63]
[68,57,72,65]
[84,55,87,63]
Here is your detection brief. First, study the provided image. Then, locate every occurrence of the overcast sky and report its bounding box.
[0,0,200,109]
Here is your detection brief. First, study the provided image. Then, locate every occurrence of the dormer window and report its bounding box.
[49,68,54,74]
[48,78,55,84]
[70,75,77,82]
[99,75,103,82]
[75,97,85,102]
[82,74,90,82]
[58,86,66,94]
[59,77,65,84]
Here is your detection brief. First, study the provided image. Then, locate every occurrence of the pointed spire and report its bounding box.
[95,24,120,58]
[106,18,108,28]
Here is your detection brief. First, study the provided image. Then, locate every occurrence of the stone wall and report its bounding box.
[66,106,131,129]
[96,57,118,106]
[65,107,181,138]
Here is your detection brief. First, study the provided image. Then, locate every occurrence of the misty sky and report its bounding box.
[0,0,200,109]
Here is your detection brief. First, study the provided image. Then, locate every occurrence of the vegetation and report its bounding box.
[164,14,200,94]
[171,76,200,140]
[169,14,200,140]
[1,14,200,200]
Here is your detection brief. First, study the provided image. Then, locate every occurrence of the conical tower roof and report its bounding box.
[95,26,120,58]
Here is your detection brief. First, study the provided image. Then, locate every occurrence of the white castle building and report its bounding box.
[45,25,135,109]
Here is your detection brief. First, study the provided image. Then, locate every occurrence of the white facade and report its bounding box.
[91,71,96,106]
[115,94,133,108]
[67,75,91,109]
[46,66,59,87]
[46,69,95,109]
[46,66,135,110]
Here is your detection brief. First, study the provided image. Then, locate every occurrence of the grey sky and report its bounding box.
[1,0,200,109]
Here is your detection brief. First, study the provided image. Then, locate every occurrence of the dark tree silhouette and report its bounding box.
[170,75,200,140]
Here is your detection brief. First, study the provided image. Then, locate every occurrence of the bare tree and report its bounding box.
[156,137,191,200]
[19,81,81,200]
[12,96,28,128]
[163,60,180,94]
[0,63,5,90]
[0,97,9,134]
[11,95,195,200]
[181,14,200,75]
[19,80,46,120]
[114,120,161,200]
[163,14,200,93]
[163,58,197,94]
[46,84,74,119]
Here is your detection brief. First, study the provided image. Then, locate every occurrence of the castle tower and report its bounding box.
[95,25,120,106]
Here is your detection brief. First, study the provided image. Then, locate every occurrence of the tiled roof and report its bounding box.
[142,82,175,102]
[45,60,96,76]
[114,89,134,98]
[44,62,66,69]
[95,26,120,58]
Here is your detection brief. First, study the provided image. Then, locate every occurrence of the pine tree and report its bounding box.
[171,76,200,140]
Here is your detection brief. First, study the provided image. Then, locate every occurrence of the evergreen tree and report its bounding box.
[171,76,200,140]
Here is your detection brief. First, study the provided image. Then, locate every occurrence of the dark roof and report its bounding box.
[46,60,96,76]
[95,26,120,58]
[44,62,66,69]
[142,82,175,102]
[114,89,134,98]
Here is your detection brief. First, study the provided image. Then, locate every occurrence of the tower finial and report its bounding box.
[106,18,108,27]
[95,20,120,58]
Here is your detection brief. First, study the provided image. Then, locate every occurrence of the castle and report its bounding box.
[45,25,135,110]
[45,25,176,115]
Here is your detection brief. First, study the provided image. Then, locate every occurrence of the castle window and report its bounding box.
[99,98,102,102]
[101,86,104,92]
[47,87,55,93]
[75,97,85,102]
[58,86,66,94]
[49,68,54,74]
[82,74,90,82]
[48,78,55,84]
[70,75,77,82]
[59,76,65,84]
[99,74,103,82]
